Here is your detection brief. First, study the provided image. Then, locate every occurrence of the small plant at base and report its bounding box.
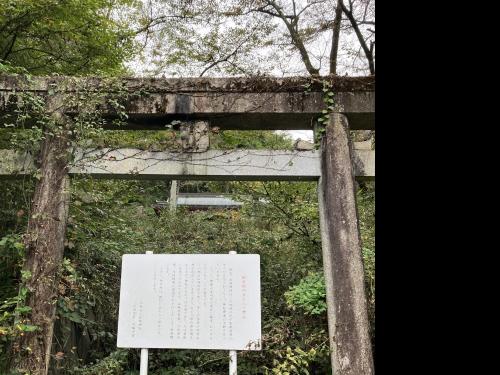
[266,346,326,375]
[0,235,38,362]
[284,272,327,315]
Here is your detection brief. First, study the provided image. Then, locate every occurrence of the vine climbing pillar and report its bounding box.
[317,113,374,375]
[11,96,71,375]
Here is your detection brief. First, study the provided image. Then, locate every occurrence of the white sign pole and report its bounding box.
[229,350,237,375]
[140,250,153,375]
[228,250,237,375]
[140,349,148,375]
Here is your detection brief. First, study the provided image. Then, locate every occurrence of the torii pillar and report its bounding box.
[318,113,374,374]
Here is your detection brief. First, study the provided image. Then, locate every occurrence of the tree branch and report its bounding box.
[340,0,375,75]
[263,0,320,76]
[198,31,254,77]
[1,32,19,61]
[329,0,343,75]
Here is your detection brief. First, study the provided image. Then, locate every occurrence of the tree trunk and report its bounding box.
[317,113,374,374]
[329,0,343,75]
[11,110,70,375]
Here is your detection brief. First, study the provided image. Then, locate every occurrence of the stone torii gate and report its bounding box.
[0,75,375,375]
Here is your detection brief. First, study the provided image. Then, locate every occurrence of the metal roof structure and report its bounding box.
[155,193,243,210]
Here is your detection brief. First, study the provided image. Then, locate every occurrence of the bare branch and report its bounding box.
[340,0,375,74]
[198,28,257,77]
[257,0,320,76]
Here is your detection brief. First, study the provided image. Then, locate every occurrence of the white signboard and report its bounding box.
[117,254,261,351]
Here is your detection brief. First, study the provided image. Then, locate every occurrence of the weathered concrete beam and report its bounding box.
[0,75,375,130]
[352,149,375,180]
[0,148,374,181]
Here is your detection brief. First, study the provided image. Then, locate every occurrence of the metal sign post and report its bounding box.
[140,250,153,375]
[229,349,237,375]
[140,348,148,375]
[229,250,237,375]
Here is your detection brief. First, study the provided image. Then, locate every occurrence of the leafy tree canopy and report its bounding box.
[0,0,137,75]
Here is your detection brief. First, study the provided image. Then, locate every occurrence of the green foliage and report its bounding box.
[0,0,137,75]
[56,258,93,327]
[211,130,293,150]
[73,349,130,375]
[0,180,33,369]
[2,85,53,153]
[357,182,375,344]
[0,235,39,370]
[232,181,322,251]
[78,129,294,151]
[133,0,279,76]
[45,175,334,374]
[0,61,28,75]
[0,234,24,289]
[86,130,180,151]
[314,80,336,146]
[3,76,134,158]
[285,273,327,316]
[267,346,328,375]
